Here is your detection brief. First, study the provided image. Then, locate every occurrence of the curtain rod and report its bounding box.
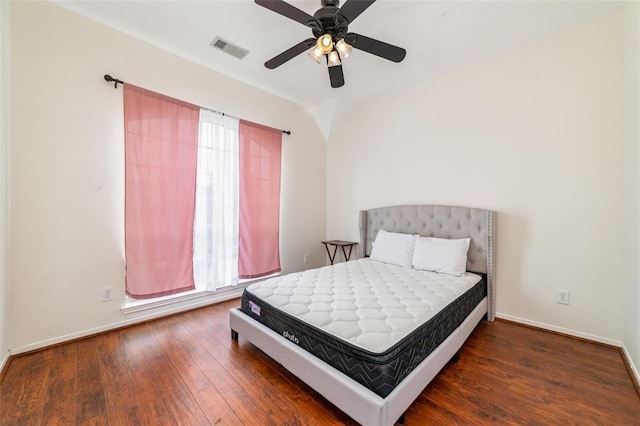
[104,74,291,135]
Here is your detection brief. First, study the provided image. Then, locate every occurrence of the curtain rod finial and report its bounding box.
[104,74,123,89]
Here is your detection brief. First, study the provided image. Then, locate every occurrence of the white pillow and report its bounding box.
[412,236,471,276]
[370,229,417,267]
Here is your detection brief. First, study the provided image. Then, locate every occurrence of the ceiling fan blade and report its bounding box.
[348,33,406,63]
[265,38,316,69]
[328,63,345,88]
[255,0,318,28]
[336,0,376,23]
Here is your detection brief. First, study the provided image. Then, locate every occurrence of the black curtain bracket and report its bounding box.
[104,74,123,89]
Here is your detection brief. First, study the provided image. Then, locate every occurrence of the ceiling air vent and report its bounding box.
[210,36,249,60]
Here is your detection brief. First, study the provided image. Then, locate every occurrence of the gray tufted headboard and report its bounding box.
[359,205,495,321]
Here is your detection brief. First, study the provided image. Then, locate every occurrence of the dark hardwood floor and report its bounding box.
[1,298,639,425]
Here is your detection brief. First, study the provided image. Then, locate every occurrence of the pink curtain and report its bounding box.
[124,85,199,299]
[238,120,282,278]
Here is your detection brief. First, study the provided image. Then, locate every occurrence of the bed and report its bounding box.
[229,205,495,425]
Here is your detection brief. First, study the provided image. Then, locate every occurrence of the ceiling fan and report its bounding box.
[255,0,406,88]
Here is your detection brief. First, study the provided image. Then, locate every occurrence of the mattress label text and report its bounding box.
[283,330,299,344]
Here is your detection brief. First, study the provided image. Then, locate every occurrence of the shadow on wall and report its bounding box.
[494,211,528,311]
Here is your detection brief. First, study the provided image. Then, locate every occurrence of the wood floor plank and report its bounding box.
[422,321,640,424]
[97,328,194,424]
[75,337,109,425]
[1,299,639,425]
[127,325,212,425]
[202,311,347,426]
[139,319,239,425]
[0,349,53,425]
[149,317,214,393]
[189,313,336,425]
[243,343,359,425]
[41,344,76,425]
[158,311,274,425]
[196,385,243,426]
[95,330,152,424]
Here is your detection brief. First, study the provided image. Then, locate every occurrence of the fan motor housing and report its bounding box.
[312,7,348,39]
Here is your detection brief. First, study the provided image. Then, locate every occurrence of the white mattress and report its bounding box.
[245,258,481,354]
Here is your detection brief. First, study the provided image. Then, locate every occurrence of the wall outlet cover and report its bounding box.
[102,287,114,302]
[557,289,570,305]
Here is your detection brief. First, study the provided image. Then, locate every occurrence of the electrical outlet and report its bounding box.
[557,289,569,305]
[304,254,309,264]
[101,287,114,302]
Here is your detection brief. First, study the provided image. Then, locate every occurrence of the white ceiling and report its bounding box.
[54,0,621,137]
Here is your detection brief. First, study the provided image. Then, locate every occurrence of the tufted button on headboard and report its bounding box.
[359,205,496,321]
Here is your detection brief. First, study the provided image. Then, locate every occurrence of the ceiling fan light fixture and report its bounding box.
[256,0,407,88]
[318,34,334,54]
[327,50,341,67]
[336,39,352,59]
[308,46,324,63]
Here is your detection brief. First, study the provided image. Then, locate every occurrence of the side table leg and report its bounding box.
[323,243,338,265]
[329,245,338,264]
[342,244,354,262]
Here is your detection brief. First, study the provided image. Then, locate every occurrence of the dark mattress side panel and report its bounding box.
[240,277,486,398]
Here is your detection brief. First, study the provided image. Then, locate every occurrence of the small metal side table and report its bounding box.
[321,240,358,265]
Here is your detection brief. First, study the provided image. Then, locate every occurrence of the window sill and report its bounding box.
[120,273,280,315]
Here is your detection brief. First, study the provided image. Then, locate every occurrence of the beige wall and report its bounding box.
[5,0,637,367]
[8,1,326,352]
[623,2,640,382]
[0,0,10,366]
[327,13,625,344]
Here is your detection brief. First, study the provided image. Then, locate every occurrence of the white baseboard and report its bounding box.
[10,287,244,355]
[495,312,622,347]
[622,345,640,388]
[0,349,10,373]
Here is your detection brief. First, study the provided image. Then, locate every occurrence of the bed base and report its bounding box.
[230,297,487,426]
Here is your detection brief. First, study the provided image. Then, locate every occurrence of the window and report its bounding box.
[124,86,282,299]
[193,111,240,292]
